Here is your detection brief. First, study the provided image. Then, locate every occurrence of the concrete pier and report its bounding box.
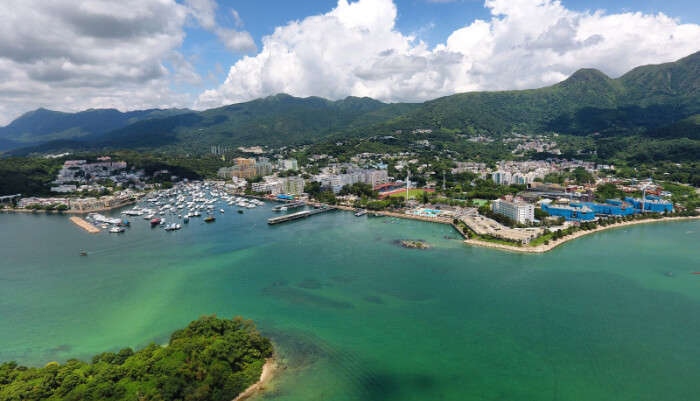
[70,217,100,233]
[267,207,333,225]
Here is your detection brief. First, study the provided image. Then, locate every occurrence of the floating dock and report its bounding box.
[70,216,100,233]
[267,207,333,225]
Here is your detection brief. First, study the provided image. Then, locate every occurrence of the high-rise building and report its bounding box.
[491,196,535,224]
[282,176,305,195]
[278,159,298,171]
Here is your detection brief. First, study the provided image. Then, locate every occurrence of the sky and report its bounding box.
[0,0,699,125]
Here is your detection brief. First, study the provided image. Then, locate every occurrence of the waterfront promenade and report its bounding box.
[332,204,699,253]
[464,215,700,253]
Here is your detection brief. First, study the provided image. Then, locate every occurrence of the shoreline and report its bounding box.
[331,204,699,253]
[0,198,138,215]
[464,216,700,253]
[232,358,277,401]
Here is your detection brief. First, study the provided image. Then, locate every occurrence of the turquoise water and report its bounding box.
[1,206,699,401]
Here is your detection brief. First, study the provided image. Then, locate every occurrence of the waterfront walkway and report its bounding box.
[464,215,700,253]
[69,217,100,233]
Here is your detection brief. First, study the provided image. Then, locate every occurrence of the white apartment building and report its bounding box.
[252,180,283,194]
[491,197,535,224]
[278,159,298,171]
[282,176,305,195]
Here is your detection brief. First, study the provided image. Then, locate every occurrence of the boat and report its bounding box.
[120,219,130,226]
[164,223,182,231]
[220,209,225,213]
[183,216,189,223]
[79,250,88,256]
[204,216,216,223]
[354,209,367,217]
[109,226,125,233]
[237,210,243,214]
[150,218,161,226]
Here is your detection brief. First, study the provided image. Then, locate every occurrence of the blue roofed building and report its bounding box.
[580,200,636,216]
[541,203,595,221]
[624,197,673,213]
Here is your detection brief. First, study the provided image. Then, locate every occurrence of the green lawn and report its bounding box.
[388,189,430,199]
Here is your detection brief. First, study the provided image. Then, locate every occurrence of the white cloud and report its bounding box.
[0,0,195,125]
[197,0,700,109]
[184,0,256,52]
[0,0,258,125]
[231,9,244,28]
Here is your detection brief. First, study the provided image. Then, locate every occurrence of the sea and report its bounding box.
[1,203,699,401]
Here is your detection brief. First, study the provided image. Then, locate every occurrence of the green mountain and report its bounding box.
[378,51,700,137]
[3,50,699,157]
[90,94,418,151]
[0,108,189,151]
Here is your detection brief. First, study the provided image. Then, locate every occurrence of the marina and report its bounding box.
[67,181,271,234]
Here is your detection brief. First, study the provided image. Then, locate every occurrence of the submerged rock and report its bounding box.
[397,240,431,249]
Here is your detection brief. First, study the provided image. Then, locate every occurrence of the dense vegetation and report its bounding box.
[0,157,64,196]
[0,316,273,401]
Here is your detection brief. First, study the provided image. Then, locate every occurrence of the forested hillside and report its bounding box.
[0,316,273,401]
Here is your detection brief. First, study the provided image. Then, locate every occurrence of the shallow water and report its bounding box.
[1,206,699,401]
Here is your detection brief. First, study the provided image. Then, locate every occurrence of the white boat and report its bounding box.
[164,223,182,231]
[109,226,125,233]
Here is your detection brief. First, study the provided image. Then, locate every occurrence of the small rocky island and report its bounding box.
[398,240,431,249]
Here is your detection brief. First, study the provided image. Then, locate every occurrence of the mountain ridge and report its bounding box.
[2,50,699,156]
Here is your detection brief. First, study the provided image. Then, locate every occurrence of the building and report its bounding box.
[252,180,282,194]
[255,161,274,177]
[278,159,298,171]
[234,157,255,167]
[51,185,77,193]
[491,196,535,224]
[624,197,673,213]
[282,176,305,195]
[581,200,635,216]
[363,169,389,187]
[541,203,595,221]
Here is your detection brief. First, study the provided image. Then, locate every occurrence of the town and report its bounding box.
[3,145,695,253]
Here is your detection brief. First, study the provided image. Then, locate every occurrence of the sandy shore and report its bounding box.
[464,216,700,253]
[232,358,277,401]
